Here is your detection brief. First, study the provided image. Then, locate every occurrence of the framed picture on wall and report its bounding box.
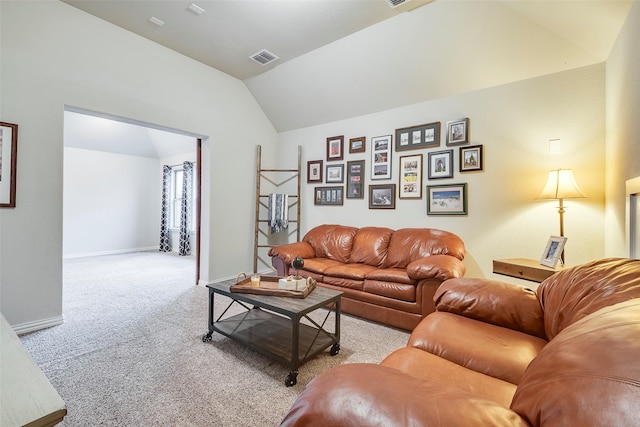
[446,118,469,146]
[326,135,344,161]
[427,150,454,179]
[349,136,366,153]
[460,145,483,172]
[346,160,365,199]
[427,183,467,215]
[307,159,323,183]
[395,122,440,151]
[399,154,422,199]
[371,134,392,180]
[314,186,344,206]
[0,121,18,208]
[369,184,396,209]
[325,163,345,183]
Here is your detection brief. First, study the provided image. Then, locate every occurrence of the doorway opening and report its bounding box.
[62,106,204,284]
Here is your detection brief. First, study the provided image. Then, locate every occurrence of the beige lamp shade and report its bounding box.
[538,169,585,200]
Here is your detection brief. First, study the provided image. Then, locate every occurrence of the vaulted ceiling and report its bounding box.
[62,0,633,133]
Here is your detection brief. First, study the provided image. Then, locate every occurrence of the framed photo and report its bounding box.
[399,154,423,199]
[446,118,469,146]
[427,150,454,179]
[307,159,323,183]
[346,160,365,199]
[325,163,345,183]
[0,122,18,208]
[369,184,396,209]
[540,236,567,268]
[395,122,440,151]
[460,145,483,172]
[427,183,467,215]
[314,186,344,206]
[349,136,366,154]
[371,134,392,180]
[326,135,344,161]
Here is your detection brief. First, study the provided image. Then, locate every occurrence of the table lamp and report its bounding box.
[537,169,585,263]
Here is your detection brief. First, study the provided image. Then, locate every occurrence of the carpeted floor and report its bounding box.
[20,251,409,426]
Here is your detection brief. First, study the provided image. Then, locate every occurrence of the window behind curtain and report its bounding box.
[170,167,196,231]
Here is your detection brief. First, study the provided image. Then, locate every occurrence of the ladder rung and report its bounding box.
[259,194,298,198]
[257,220,299,223]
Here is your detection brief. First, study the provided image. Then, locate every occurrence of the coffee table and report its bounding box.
[202,280,342,386]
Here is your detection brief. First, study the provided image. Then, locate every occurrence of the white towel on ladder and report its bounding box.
[268,193,288,234]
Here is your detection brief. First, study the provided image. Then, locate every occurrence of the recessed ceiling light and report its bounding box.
[188,3,205,15]
[149,16,165,26]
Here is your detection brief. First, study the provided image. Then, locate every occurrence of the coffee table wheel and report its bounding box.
[285,371,298,387]
[202,332,213,343]
[330,343,340,356]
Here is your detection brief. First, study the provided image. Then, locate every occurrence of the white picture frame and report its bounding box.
[540,235,567,268]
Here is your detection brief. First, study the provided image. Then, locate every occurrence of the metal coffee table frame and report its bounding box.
[202,281,342,386]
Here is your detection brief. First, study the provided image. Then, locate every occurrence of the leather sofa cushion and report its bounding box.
[303,224,357,263]
[322,276,364,291]
[511,299,640,426]
[408,312,547,384]
[538,258,640,339]
[366,267,415,284]
[383,228,465,268]
[323,263,378,280]
[364,280,416,302]
[382,347,517,408]
[299,258,344,274]
[349,226,393,267]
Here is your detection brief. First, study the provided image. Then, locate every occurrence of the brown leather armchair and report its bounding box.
[281,258,640,426]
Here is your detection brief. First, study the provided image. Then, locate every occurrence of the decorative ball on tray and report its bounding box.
[292,257,304,278]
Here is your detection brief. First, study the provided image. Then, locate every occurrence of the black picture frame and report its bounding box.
[346,160,365,199]
[427,183,468,215]
[395,122,440,151]
[314,186,344,205]
[326,163,345,184]
[460,145,483,172]
[427,149,454,180]
[369,184,396,209]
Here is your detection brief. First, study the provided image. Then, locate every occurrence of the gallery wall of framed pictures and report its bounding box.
[306,116,483,214]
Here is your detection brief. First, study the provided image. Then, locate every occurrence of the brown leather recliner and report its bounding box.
[281,258,640,426]
[269,224,466,331]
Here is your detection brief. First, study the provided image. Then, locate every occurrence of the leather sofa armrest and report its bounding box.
[280,364,529,427]
[435,278,546,339]
[268,242,316,264]
[406,255,467,281]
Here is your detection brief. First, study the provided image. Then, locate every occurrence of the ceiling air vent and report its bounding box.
[250,49,279,66]
[387,0,433,12]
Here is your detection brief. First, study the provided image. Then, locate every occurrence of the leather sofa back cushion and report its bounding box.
[349,227,394,267]
[511,299,640,426]
[303,224,358,263]
[383,228,465,269]
[537,258,640,339]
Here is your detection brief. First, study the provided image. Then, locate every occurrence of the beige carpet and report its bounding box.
[20,251,409,426]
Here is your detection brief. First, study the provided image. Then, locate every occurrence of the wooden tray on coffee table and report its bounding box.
[230,274,316,299]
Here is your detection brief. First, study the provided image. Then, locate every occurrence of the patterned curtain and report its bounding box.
[159,165,172,252]
[178,161,194,256]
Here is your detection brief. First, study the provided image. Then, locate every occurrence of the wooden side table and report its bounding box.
[493,258,568,283]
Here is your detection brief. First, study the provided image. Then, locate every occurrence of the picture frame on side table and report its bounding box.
[325,163,345,184]
[346,160,365,199]
[369,184,396,209]
[307,159,323,183]
[540,235,567,268]
[326,135,344,161]
[395,122,440,151]
[427,150,454,180]
[460,145,483,172]
[0,121,18,208]
[427,183,467,215]
[371,134,392,180]
[399,154,422,199]
[314,186,344,206]
[446,118,469,146]
[349,137,366,154]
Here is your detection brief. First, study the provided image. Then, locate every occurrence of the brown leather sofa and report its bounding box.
[268,224,466,331]
[281,258,640,426]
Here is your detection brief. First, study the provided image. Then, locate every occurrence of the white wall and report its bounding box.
[278,65,606,281]
[605,2,640,257]
[0,1,277,329]
[63,148,161,258]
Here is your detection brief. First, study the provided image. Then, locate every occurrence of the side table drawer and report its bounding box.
[493,258,562,283]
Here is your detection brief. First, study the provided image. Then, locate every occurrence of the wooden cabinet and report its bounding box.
[493,258,568,283]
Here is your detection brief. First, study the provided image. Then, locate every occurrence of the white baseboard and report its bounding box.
[63,247,159,259]
[14,316,64,335]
